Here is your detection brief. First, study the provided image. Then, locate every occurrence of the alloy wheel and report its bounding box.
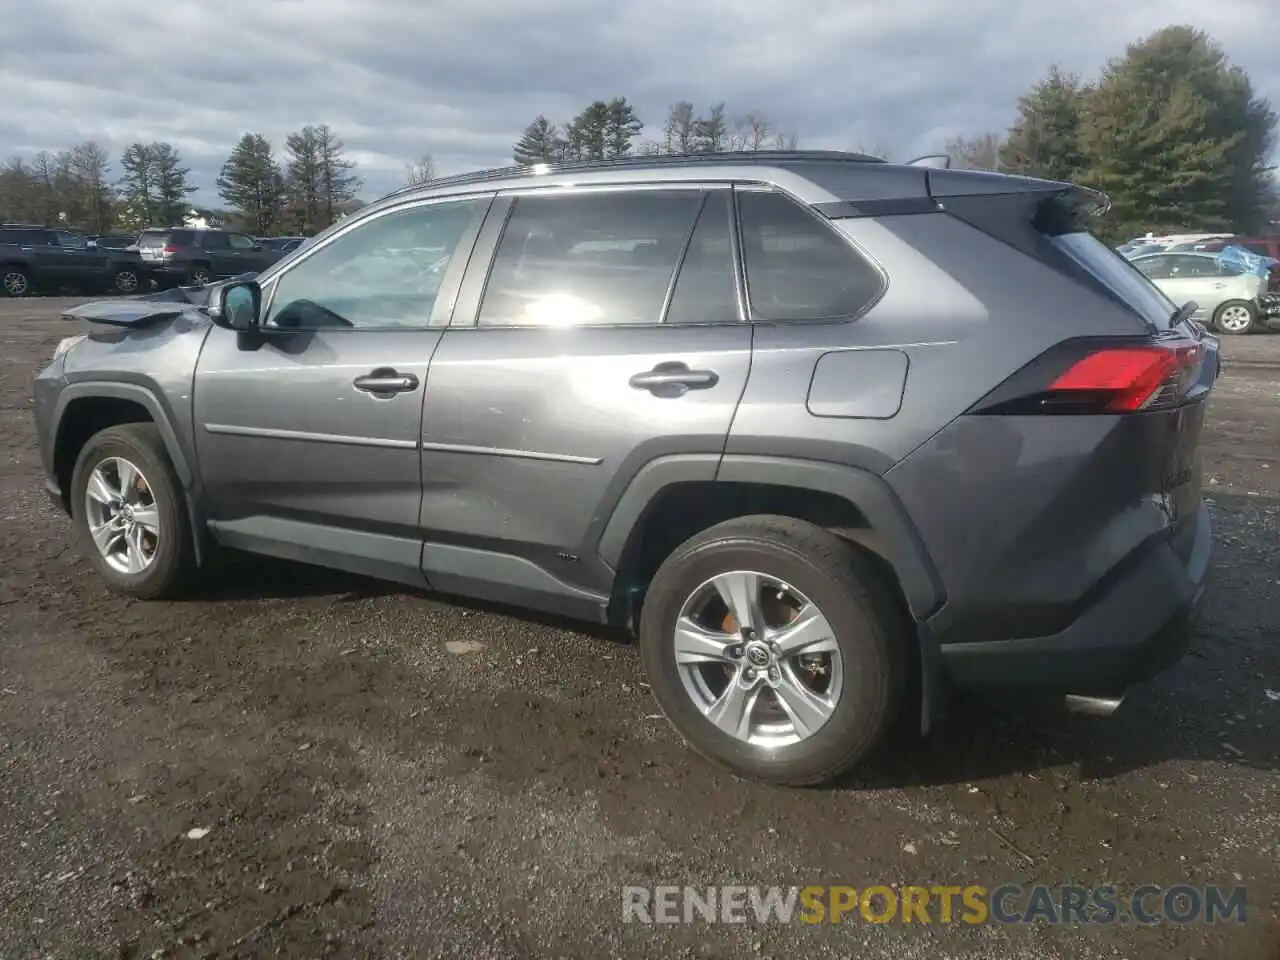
[1217,304,1253,333]
[115,270,139,294]
[2,270,27,296]
[83,456,161,575]
[672,570,843,747]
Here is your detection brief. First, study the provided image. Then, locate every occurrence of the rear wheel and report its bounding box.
[1213,299,1256,335]
[113,267,140,294]
[638,515,907,786]
[1,265,29,297]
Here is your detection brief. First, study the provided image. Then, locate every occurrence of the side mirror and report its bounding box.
[208,279,263,331]
[251,243,264,251]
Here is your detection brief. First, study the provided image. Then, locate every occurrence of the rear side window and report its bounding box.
[1051,232,1178,328]
[477,190,704,327]
[737,191,884,321]
[665,191,739,324]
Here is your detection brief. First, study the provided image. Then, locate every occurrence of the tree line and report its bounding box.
[512,98,799,165]
[945,25,1278,240]
[2,26,1273,242]
[0,124,366,237]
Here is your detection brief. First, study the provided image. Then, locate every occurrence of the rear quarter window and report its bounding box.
[736,190,885,322]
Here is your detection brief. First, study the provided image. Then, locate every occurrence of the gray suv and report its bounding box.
[33,151,1217,786]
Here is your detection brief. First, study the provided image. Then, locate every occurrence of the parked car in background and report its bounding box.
[1130,249,1271,333]
[259,236,307,253]
[34,151,1217,786]
[1162,236,1280,292]
[137,228,288,288]
[0,225,143,297]
[90,233,141,251]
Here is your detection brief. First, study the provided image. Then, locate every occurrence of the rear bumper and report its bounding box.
[938,499,1211,695]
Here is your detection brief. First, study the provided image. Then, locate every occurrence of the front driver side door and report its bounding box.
[192,194,493,586]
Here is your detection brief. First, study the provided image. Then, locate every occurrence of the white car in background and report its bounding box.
[1130,250,1268,334]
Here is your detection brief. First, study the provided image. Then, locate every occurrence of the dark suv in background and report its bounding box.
[1,225,144,297]
[33,152,1217,786]
[137,228,287,287]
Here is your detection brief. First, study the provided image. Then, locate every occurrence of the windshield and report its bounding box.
[1051,232,1180,330]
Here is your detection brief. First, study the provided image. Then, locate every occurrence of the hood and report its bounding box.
[60,273,259,328]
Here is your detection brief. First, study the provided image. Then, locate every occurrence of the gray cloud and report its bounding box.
[1,0,1276,204]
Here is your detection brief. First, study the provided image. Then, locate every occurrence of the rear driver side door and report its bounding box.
[416,185,752,616]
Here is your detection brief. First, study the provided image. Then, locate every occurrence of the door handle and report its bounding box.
[629,362,719,397]
[354,368,419,395]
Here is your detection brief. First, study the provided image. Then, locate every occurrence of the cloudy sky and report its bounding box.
[0,0,1275,204]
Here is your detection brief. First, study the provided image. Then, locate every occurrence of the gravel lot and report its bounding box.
[0,298,1276,959]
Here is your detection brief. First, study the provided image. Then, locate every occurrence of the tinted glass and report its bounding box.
[202,232,229,250]
[1133,256,1173,280]
[54,231,87,248]
[1050,234,1177,329]
[737,190,884,321]
[664,191,739,324]
[477,190,703,327]
[266,198,483,330]
[228,233,256,250]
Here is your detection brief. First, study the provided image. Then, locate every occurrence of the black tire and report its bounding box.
[638,515,908,786]
[69,423,195,600]
[113,267,141,295]
[1212,299,1257,335]
[187,263,212,287]
[1,265,29,297]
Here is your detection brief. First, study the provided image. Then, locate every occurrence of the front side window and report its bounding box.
[228,233,256,250]
[737,190,885,321]
[476,190,704,327]
[202,232,230,251]
[1133,256,1173,280]
[265,198,484,330]
[54,231,86,249]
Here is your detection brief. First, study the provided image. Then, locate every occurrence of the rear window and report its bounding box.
[1050,232,1179,330]
[138,231,169,247]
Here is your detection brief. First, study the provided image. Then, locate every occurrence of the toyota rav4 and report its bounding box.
[33,151,1216,785]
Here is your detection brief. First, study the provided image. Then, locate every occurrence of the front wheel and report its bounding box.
[638,516,907,786]
[70,423,195,599]
[1213,299,1257,335]
[187,264,212,287]
[1,265,29,297]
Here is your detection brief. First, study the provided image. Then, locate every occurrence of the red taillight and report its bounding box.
[1049,345,1200,412]
[162,245,177,255]
[972,339,1208,416]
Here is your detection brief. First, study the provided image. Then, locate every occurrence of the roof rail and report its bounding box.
[905,154,951,169]
[377,149,887,202]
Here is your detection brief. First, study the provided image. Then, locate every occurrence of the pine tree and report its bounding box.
[315,125,361,228]
[1079,25,1276,237]
[283,127,323,234]
[566,101,611,161]
[998,66,1089,183]
[150,143,196,227]
[602,97,642,159]
[216,133,285,235]
[513,116,561,165]
[117,143,156,227]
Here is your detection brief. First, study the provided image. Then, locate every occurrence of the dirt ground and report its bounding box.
[0,298,1276,960]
